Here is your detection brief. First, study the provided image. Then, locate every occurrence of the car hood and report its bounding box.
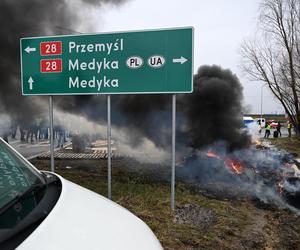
[17,174,162,250]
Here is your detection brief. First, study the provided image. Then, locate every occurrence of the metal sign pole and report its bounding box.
[49,95,54,172]
[107,95,112,199]
[171,94,176,210]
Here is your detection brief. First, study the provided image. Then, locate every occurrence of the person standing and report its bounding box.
[10,119,17,139]
[264,122,271,138]
[276,122,282,137]
[287,121,292,137]
[57,127,64,148]
[258,120,262,133]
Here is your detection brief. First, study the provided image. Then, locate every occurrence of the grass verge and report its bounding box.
[267,136,300,156]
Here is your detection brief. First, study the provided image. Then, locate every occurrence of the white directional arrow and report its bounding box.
[25,46,36,54]
[28,77,34,90]
[172,56,188,64]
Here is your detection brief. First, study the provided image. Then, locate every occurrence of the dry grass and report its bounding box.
[267,136,300,156]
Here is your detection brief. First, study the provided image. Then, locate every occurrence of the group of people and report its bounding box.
[1,118,48,143]
[1,118,68,148]
[263,121,292,138]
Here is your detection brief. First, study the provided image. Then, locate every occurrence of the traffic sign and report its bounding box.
[20,27,193,95]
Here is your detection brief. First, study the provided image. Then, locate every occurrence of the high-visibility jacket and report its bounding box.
[287,123,292,129]
[266,124,271,131]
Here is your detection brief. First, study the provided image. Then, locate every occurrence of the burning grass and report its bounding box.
[206,151,244,175]
[31,158,300,249]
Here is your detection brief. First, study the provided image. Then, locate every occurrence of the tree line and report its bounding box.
[241,0,300,134]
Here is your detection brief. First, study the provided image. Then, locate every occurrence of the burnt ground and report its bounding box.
[30,157,300,250]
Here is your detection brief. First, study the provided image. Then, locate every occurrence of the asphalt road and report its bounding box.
[9,138,55,159]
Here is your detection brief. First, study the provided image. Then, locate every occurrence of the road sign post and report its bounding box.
[171,94,176,210]
[49,96,54,173]
[107,95,112,199]
[20,27,193,205]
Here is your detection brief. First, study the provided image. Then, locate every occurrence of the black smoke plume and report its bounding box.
[181,65,251,151]
[0,0,125,127]
[109,65,251,151]
[0,1,250,150]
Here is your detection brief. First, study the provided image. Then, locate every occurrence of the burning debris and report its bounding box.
[178,140,300,212]
[206,150,244,175]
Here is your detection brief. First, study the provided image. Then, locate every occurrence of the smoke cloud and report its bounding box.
[0,0,125,126]
[0,1,250,157]
[54,109,170,163]
[54,65,251,162]
[110,65,251,152]
[181,65,251,151]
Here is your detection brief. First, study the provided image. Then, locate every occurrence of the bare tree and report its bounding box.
[241,0,300,134]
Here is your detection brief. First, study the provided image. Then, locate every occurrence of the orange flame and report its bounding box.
[206,151,221,159]
[224,158,244,175]
[206,151,244,175]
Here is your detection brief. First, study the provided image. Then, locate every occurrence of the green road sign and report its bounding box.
[20,27,193,95]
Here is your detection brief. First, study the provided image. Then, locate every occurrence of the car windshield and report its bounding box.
[0,139,44,211]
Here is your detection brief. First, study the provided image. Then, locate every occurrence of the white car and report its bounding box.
[0,138,162,250]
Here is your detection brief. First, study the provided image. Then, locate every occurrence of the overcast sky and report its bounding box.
[90,0,282,114]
